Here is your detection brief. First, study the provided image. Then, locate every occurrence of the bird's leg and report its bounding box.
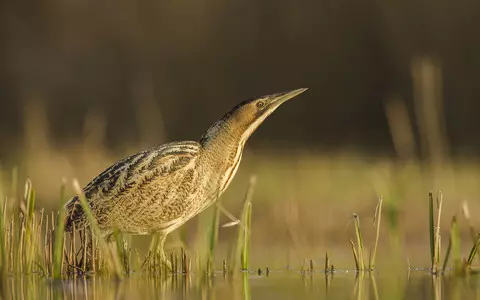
[142,235,158,271]
[142,233,172,271]
[156,233,172,271]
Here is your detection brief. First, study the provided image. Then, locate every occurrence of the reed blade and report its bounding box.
[442,216,460,273]
[53,181,66,278]
[369,197,383,270]
[324,252,330,273]
[466,233,480,267]
[207,202,220,274]
[461,201,477,244]
[241,202,252,271]
[232,176,256,274]
[350,239,360,271]
[434,191,443,266]
[353,214,365,270]
[428,192,435,268]
[23,180,36,273]
[73,179,124,279]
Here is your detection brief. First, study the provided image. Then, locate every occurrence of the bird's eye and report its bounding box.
[256,101,265,109]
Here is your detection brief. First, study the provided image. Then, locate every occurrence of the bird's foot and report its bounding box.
[161,255,173,271]
[142,250,172,272]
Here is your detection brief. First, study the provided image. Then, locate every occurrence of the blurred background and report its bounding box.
[1,0,480,267]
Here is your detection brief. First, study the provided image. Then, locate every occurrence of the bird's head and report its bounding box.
[201,88,308,146]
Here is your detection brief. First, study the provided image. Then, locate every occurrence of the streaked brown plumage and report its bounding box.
[64,88,307,263]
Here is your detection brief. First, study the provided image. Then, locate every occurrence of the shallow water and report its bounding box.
[1,270,479,300]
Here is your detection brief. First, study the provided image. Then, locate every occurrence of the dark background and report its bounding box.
[1,0,479,160]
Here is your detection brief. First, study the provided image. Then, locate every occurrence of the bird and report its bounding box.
[64,88,307,267]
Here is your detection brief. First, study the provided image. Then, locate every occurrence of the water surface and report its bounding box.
[1,270,478,299]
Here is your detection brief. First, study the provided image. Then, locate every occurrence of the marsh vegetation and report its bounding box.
[1,159,480,300]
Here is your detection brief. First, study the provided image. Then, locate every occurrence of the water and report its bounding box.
[1,270,479,299]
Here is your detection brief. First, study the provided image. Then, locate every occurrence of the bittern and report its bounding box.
[65,88,307,266]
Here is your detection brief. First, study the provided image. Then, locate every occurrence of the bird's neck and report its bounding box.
[200,120,247,195]
[200,119,248,156]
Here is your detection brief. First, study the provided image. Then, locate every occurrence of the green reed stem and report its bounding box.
[23,180,36,273]
[207,203,220,274]
[73,179,124,279]
[369,197,383,270]
[53,181,66,278]
[442,216,460,273]
[434,192,443,272]
[232,176,256,274]
[466,233,480,267]
[429,191,443,273]
[241,202,252,271]
[324,252,330,273]
[429,192,435,267]
[462,202,480,264]
[350,239,359,271]
[353,214,365,270]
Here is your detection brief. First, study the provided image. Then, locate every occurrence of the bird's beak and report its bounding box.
[269,88,308,107]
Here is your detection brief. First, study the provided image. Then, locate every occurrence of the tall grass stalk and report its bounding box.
[232,176,256,274]
[461,202,479,264]
[350,239,360,271]
[429,192,435,267]
[352,214,365,270]
[324,252,330,273]
[73,179,124,278]
[429,191,443,273]
[207,199,221,274]
[435,192,443,268]
[442,216,460,273]
[466,234,480,268]
[53,180,66,278]
[23,180,38,273]
[369,197,383,270]
[241,202,252,271]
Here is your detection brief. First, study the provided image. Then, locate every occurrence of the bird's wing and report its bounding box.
[64,141,201,231]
